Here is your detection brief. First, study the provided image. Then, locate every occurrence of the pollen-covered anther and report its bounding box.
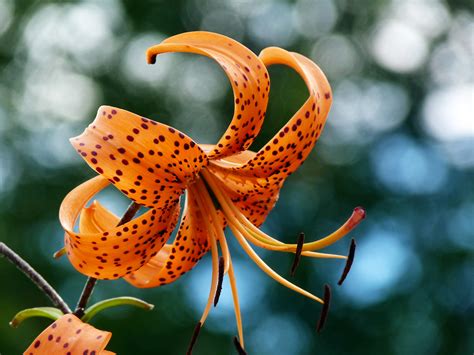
[316,284,331,333]
[186,322,202,355]
[290,232,305,276]
[233,336,247,355]
[338,238,356,285]
[214,256,225,307]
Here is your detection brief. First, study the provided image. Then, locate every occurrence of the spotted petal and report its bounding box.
[147,31,270,159]
[125,186,222,288]
[77,181,219,288]
[70,106,208,209]
[24,314,113,355]
[59,176,180,279]
[233,47,332,179]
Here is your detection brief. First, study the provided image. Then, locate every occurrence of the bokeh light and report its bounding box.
[0,0,472,354]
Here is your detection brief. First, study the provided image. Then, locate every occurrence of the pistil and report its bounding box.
[202,170,354,258]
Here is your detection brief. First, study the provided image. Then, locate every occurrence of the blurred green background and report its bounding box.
[0,0,473,354]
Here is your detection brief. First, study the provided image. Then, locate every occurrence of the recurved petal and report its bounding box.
[124,186,221,288]
[24,314,113,355]
[147,31,270,159]
[233,47,332,179]
[59,176,180,280]
[70,106,207,209]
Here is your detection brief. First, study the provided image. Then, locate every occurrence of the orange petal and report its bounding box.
[70,106,208,209]
[79,200,120,234]
[24,314,113,355]
[147,31,270,159]
[124,184,223,288]
[233,47,332,179]
[59,176,180,279]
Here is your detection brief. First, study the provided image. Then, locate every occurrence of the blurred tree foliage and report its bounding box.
[0,0,472,354]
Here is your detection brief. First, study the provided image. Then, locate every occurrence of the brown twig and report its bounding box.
[0,242,71,314]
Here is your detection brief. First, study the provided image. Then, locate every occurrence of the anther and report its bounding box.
[316,284,331,333]
[214,257,225,307]
[233,336,247,355]
[338,239,356,286]
[290,232,305,277]
[186,322,202,355]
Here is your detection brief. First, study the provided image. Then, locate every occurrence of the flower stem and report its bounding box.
[74,201,141,317]
[0,242,71,314]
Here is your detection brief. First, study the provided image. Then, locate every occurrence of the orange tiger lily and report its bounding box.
[59,32,365,351]
[24,314,113,355]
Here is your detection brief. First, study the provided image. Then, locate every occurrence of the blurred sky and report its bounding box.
[0,0,473,354]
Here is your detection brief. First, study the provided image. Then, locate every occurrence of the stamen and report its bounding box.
[186,322,202,355]
[189,184,219,326]
[233,336,247,355]
[290,232,305,276]
[196,179,230,274]
[202,170,326,303]
[214,256,225,307]
[228,257,245,348]
[202,169,365,253]
[230,223,324,304]
[338,238,356,286]
[316,284,331,333]
[194,179,244,346]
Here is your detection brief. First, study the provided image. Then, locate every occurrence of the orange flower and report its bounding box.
[24,314,113,355]
[59,32,365,350]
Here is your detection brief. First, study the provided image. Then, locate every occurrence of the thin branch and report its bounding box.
[74,201,141,317]
[0,242,71,314]
[74,277,97,318]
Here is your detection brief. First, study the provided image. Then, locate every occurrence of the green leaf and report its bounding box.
[10,307,64,328]
[81,297,154,323]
